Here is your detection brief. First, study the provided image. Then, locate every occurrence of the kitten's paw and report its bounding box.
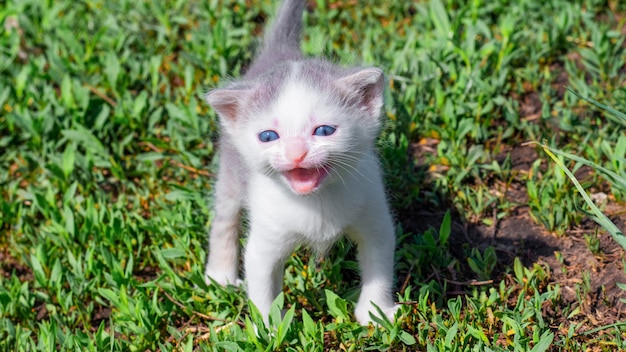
[204,267,241,287]
[354,302,400,326]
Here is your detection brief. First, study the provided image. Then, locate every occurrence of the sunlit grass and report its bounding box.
[1,0,625,350]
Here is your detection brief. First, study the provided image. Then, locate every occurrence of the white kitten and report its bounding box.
[204,0,397,325]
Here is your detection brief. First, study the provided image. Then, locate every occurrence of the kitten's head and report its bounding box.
[207,61,384,195]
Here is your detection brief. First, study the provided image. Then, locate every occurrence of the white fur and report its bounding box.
[244,149,397,324]
[205,68,397,325]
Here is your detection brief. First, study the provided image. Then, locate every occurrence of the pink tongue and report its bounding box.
[284,168,327,194]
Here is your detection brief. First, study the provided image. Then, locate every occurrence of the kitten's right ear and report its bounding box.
[335,68,385,119]
[206,89,245,122]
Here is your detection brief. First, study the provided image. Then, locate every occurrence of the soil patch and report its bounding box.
[397,144,626,335]
[0,248,32,282]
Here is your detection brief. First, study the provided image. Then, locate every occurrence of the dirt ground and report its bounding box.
[402,142,626,333]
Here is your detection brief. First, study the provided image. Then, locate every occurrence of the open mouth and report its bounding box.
[282,167,329,195]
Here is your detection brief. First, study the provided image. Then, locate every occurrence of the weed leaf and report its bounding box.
[530,331,554,352]
[324,290,348,323]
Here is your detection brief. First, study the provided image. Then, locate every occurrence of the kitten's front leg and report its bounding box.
[347,213,398,325]
[244,226,294,322]
[205,156,243,286]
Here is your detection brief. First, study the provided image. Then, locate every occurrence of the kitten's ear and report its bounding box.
[205,89,247,122]
[335,68,385,118]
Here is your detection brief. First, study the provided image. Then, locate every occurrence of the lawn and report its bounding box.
[1,0,626,350]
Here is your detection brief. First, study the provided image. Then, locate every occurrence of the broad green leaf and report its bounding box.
[0,86,10,107]
[94,104,111,130]
[30,254,46,287]
[429,0,451,40]
[61,75,75,108]
[444,322,459,346]
[513,257,524,283]
[104,52,120,88]
[62,145,75,178]
[324,289,348,323]
[136,152,164,162]
[275,304,295,347]
[132,91,148,118]
[49,259,62,287]
[530,331,554,352]
[98,288,121,307]
[15,66,30,99]
[63,204,75,238]
[399,330,416,345]
[269,292,285,329]
[159,248,186,259]
[302,309,316,336]
[62,126,107,157]
[467,325,490,345]
[214,341,243,352]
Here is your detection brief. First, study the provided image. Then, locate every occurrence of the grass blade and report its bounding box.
[567,87,626,126]
[529,143,626,192]
[529,141,626,251]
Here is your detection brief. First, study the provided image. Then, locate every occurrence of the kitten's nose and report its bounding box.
[286,139,308,164]
[292,151,307,163]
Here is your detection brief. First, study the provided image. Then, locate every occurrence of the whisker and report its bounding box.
[329,155,374,184]
[323,163,347,188]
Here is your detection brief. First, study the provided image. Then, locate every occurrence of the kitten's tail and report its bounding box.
[245,0,306,78]
[264,0,306,53]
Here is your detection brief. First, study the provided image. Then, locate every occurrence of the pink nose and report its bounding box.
[285,139,308,164]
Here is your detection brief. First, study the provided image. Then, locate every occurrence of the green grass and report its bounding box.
[1,0,626,350]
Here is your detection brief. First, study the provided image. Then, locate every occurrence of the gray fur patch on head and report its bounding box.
[208,58,384,130]
[206,62,293,123]
[294,60,385,118]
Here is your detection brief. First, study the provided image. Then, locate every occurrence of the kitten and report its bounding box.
[204,0,397,325]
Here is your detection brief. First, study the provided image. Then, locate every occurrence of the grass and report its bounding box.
[1,0,626,350]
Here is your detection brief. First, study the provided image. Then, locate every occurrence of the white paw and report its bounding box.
[204,268,242,287]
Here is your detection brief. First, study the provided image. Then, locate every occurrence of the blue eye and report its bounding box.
[258,130,279,142]
[313,125,336,136]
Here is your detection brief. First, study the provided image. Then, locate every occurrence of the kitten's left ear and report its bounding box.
[205,88,247,122]
[335,68,385,118]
